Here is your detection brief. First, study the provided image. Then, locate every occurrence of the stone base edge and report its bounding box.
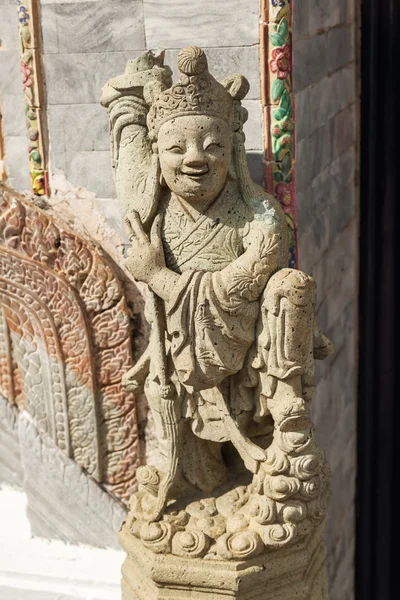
[119,524,329,600]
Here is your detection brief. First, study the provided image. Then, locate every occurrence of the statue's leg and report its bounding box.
[259,268,316,430]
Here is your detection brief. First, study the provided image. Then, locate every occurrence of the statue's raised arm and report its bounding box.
[101,51,172,230]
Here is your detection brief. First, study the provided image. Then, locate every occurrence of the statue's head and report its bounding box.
[146,47,249,205]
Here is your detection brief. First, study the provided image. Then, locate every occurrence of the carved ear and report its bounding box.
[222,74,250,101]
[240,106,249,125]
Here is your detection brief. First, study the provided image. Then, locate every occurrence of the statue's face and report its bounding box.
[158,115,232,207]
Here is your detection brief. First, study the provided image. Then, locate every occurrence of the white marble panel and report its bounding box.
[242,99,263,150]
[1,93,27,137]
[64,149,115,197]
[44,51,143,105]
[0,50,24,95]
[41,0,102,3]
[143,0,259,48]
[4,136,31,192]
[48,103,109,155]
[0,4,19,50]
[165,45,260,100]
[41,0,145,54]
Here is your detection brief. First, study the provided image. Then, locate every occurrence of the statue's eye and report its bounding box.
[167,145,184,153]
[204,142,223,151]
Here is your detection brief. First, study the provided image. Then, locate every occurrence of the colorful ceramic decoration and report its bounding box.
[15,0,48,195]
[261,0,297,267]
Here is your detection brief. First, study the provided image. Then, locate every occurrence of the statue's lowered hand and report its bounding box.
[124,212,165,284]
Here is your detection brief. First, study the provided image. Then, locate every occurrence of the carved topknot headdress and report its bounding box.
[147,46,248,140]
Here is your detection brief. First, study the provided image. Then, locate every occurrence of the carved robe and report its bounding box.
[142,177,289,492]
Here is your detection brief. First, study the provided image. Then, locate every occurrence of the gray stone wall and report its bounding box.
[293,2,358,599]
[0,0,31,191]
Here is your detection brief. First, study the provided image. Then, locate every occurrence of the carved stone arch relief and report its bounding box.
[0,183,139,503]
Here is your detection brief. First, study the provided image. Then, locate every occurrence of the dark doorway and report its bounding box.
[357,0,399,598]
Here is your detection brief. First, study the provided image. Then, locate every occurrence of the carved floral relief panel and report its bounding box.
[0,183,140,502]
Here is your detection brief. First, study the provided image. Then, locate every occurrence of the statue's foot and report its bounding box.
[266,376,312,432]
[268,395,309,430]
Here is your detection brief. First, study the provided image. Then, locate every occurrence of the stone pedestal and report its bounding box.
[119,523,328,600]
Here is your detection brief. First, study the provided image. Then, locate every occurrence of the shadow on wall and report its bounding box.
[247,151,264,187]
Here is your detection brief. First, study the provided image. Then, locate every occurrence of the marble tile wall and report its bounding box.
[293,2,359,599]
[39,0,263,214]
[0,1,31,191]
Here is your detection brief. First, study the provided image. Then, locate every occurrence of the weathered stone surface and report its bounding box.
[102,45,332,598]
[18,412,127,548]
[120,525,328,599]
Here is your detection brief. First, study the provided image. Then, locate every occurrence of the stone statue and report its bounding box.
[101,47,333,599]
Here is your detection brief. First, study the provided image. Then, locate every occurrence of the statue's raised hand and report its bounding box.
[101,50,172,108]
[125,213,165,285]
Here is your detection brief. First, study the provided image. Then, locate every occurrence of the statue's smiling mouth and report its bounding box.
[181,168,209,179]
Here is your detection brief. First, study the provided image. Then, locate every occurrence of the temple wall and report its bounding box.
[293,2,358,599]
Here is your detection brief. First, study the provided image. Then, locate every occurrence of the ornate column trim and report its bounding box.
[261,0,297,267]
[0,100,6,184]
[15,0,49,195]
